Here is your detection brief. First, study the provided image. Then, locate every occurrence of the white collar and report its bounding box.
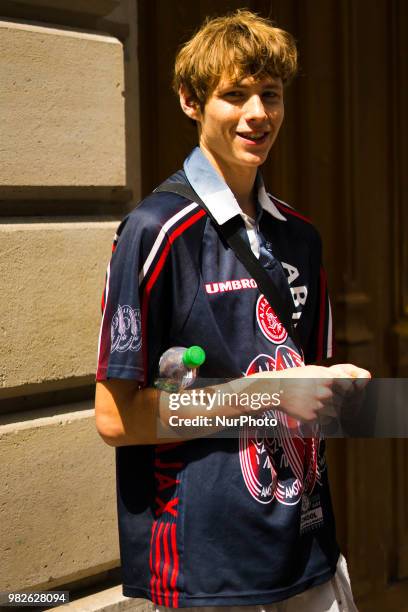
[183,147,287,225]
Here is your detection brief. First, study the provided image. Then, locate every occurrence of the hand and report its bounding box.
[328,363,371,389]
[328,363,371,422]
[248,364,371,423]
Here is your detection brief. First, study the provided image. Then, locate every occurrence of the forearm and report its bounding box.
[96,382,165,446]
[96,364,371,446]
[96,376,283,447]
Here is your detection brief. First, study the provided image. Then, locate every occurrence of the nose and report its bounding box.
[243,95,268,122]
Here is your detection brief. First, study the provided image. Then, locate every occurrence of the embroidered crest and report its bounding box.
[256,295,288,344]
[111,305,142,353]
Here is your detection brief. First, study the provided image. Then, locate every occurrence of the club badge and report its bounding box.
[111,305,142,353]
[256,295,288,344]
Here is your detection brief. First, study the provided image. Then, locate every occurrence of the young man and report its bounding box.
[95,10,369,611]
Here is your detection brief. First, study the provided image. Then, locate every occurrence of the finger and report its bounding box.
[333,377,354,395]
[353,367,371,379]
[334,364,371,379]
[328,364,354,378]
[352,376,371,391]
[317,384,334,401]
[317,398,338,420]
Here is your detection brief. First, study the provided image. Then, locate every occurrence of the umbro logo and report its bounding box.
[205,278,257,294]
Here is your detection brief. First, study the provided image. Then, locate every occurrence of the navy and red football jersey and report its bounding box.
[96,147,339,607]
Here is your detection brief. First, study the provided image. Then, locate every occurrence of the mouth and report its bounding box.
[236,131,270,145]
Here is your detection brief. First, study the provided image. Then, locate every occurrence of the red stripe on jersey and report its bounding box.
[162,524,171,607]
[149,521,158,603]
[145,209,206,294]
[156,442,185,453]
[96,262,112,380]
[170,523,180,607]
[317,266,327,361]
[150,521,180,607]
[141,208,206,383]
[100,264,109,314]
[274,201,313,225]
[155,459,183,469]
[155,522,164,605]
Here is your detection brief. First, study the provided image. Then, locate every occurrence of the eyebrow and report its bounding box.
[219,80,282,90]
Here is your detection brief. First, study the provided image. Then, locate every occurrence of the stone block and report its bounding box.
[0,404,119,591]
[0,220,118,394]
[0,20,125,186]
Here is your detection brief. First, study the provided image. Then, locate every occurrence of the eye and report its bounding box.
[223,90,244,99]
[263,90,280,100]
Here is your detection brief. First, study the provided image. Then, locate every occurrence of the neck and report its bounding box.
[199,145,258,218]
[231,185,257,219]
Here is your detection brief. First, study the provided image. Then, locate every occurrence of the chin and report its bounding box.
[237,147,271,164]
[239,153,268,167]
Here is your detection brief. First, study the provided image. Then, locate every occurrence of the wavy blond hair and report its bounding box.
[174,9,298,108]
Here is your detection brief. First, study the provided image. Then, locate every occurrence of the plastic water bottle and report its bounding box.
[154,346,206,392]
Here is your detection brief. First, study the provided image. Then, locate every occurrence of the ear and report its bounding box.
[179,86,202,122]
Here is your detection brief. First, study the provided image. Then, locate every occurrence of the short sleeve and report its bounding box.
[96,209,162,383]
[95,191,204,384]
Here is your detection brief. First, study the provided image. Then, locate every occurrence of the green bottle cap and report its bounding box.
[182,346,206,369]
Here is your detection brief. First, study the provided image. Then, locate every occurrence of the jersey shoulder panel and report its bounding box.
[268,192,313,225]
[112,189,206,265]
[129,189,200,233]
[268,193,322,252]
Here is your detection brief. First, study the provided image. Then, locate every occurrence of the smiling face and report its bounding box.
[180,75,284,180]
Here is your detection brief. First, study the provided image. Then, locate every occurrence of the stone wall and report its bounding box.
[0,1,141,608]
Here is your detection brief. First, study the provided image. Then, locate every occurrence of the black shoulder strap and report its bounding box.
[155,180,302,354]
